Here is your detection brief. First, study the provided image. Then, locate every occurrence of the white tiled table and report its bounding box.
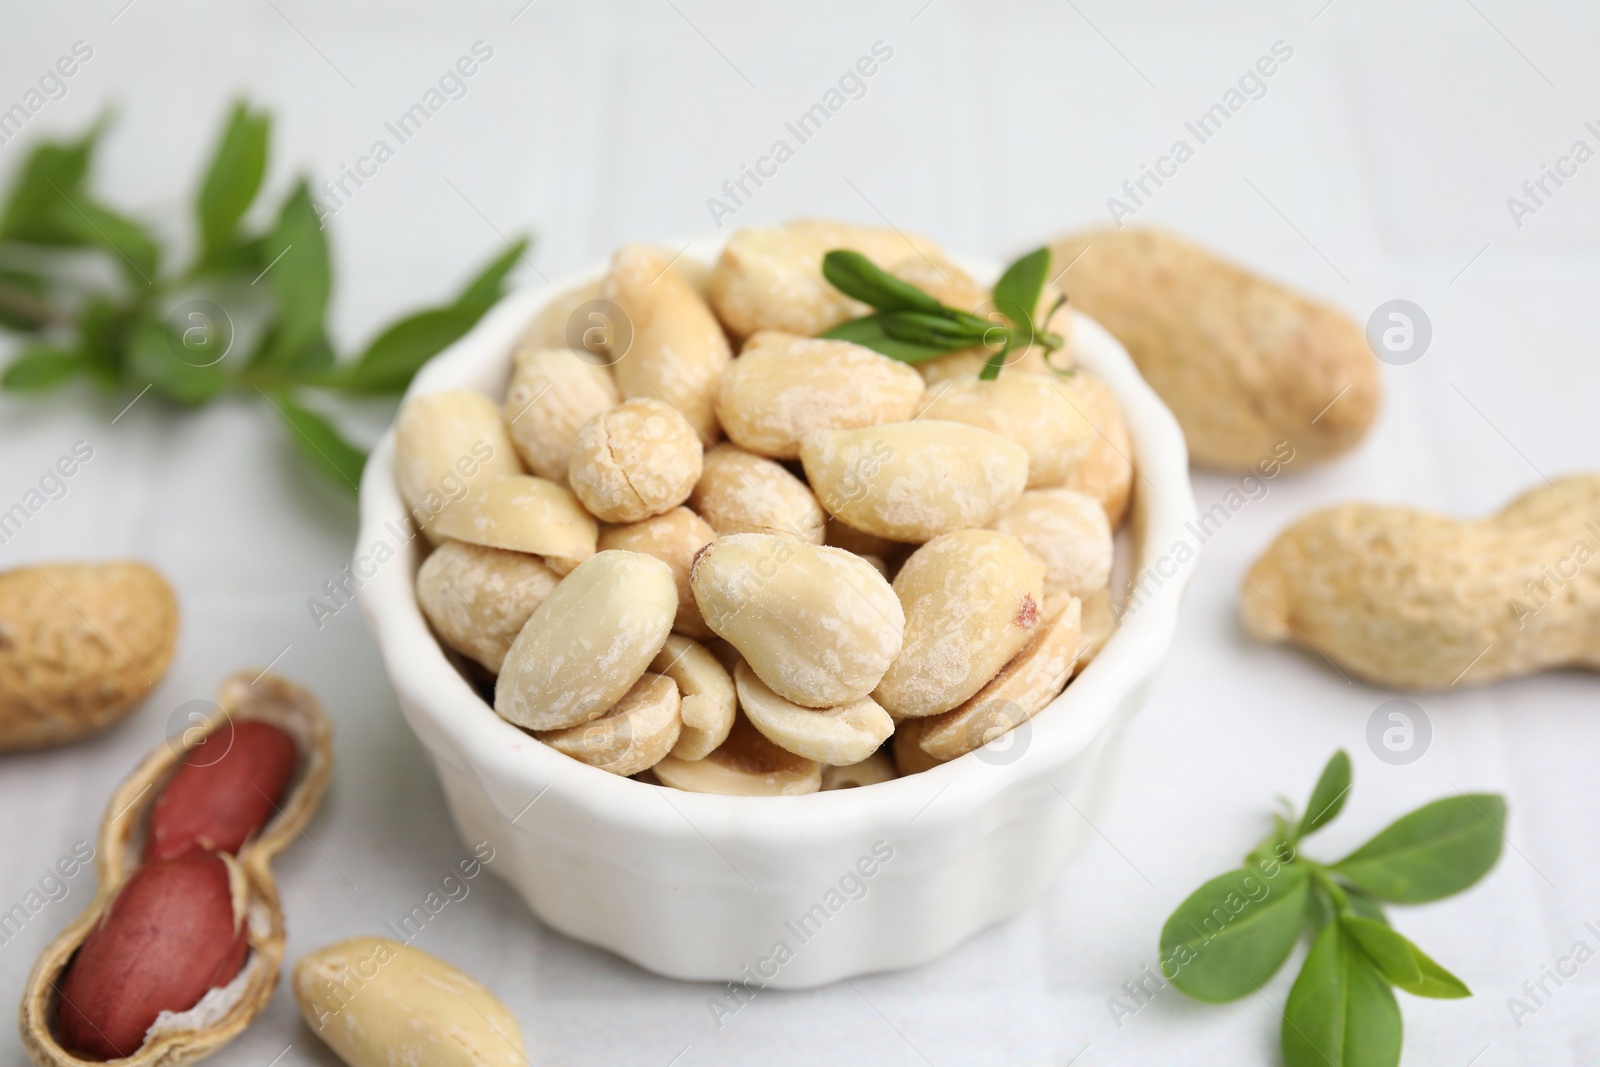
[2,2,1597,1063]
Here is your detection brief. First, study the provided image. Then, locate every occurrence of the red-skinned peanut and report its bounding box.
[55,851,249,1060]
[144,719,297,860]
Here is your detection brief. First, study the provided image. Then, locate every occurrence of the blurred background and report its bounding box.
[2,1,1597,1064]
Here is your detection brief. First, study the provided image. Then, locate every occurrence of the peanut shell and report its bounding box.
[0,561,177,752]
[1050,228,1378,469]
[21,672,332,1067]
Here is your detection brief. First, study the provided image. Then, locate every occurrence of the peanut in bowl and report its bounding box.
[356,225,1197,986]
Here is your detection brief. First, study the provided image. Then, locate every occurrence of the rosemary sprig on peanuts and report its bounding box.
[0,102,525,490]
[820,247,1067,379]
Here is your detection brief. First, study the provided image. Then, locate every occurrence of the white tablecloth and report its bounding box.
[3,2,1598,1064]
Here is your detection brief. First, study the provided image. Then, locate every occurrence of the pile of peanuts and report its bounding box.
[399,220,1133,795]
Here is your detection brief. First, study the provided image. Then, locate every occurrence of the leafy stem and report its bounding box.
[818,246,1066,378]
[0,102,528,492]
[1160,751,1505,1066]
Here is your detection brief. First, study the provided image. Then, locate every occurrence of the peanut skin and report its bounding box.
[145,719,298,860]
[1242,474,1600,689]
[1051,228,1378,470]
[55,852,248,1060]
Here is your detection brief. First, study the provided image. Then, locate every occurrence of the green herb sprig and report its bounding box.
[1161,751,1505,1067]
[0,102,527,490]
[819,246,1066,380]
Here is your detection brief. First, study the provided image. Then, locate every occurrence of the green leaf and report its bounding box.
[1298,750,1353,840]
[255,181,330,368]
[51,198,161,285]
[821,250,943,314]
[1283,922,1402,1067]
[453,237,526,317]
[1160,862,1311,1002]
[340,305,479,394]
[0,269,56,332]
[877,309,991,348]
[125,316,228,405]
[337,238,530,394]
[76,297,130,387]
[197,101,270,262]
[991,246,1050,333]
[1345,889,1388,925]
[270,391,365,490]
[1334,795,1506,903]
[978,340,1013,382]
[2,346,80,391]
[1340,915,1471,999]
[0,120,102,245]
[821,315,954,363]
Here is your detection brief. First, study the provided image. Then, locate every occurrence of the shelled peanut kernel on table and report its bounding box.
[400,220,1132,794]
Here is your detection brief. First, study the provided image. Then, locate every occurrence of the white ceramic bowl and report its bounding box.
[356,237,1198,988]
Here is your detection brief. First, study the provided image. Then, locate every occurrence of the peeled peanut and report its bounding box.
[716,331,925,459]
[652,714,822,795]
[875,530,1046,718]
[800,421,1028,543]
[917,343,1056,386]
[1242,474,1600,689]
[708,220,954,340]
[539,672,681,776]
[891,718,945,776]
[0,561,177,752]
[734,660,894,766]
[428,474,598,566]
[889,254,989,312]
[918,373,1094,489]
[821,751,897,790]
[394,390,520,529]
[691,534,904,708]
[496,550,676,730]
[1051,228,1378,469]
[519,277,601,350]
[416,541,560,672]
[918,597,1082,760]
[598,507,718,638]
[989,488,1114,598]
[567,398,703,523]
[689,447,825,543]
[602,244,732,439]
[652,635,736,760]
[294,938,525,1067]
[1060,372,1134,528]
[503,347,620,482]
[1075,588,1118,673]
